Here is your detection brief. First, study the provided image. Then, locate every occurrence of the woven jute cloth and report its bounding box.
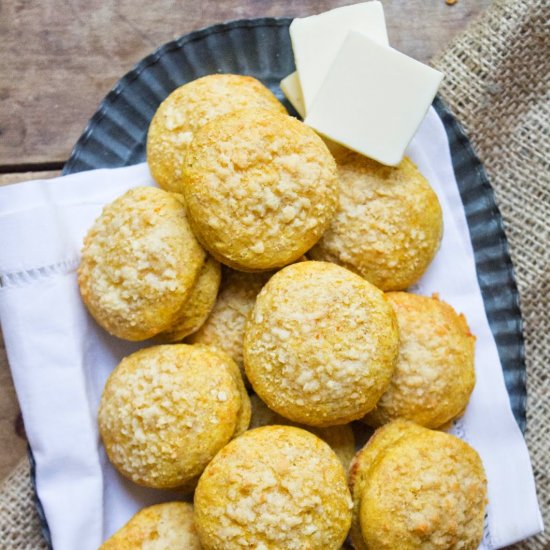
[0,461,47,549]
[0,0,548,548]
[433,0,549,548]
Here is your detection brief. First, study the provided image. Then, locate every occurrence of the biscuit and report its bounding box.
[147,74,286,192]
[161,256,221,342]
[194,425,352,549]
[364,292,476,428]
[98,344,248,489]
[244,261,399,426]
[99,502,201,549]
[182,109,339,271]
[348,420,425,550]
[196,344,252,438]
[249,394,355,471]
[78,187,205,341]
[308,153,443,291]
[349,421,487,550]
[187,268,271,375]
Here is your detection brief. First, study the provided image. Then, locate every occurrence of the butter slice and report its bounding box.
[305,32,444,166]
[289,1,388,112]
[280,72,306,118]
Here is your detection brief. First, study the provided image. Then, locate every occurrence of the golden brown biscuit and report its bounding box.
[349,421,487,550]
[187,268,271,375]
[78,187,205,341]
[348,420,425,550]
[249,394,356,471]
[194,426,352,549]
[182,109,339,271]
[308,153,443,291]
[147,74,286,192]
[98,345,248,489]
[194,344,252,438]
[364,292,476,429]
[244,261,399,426]
[161,256,221,342]
[100,502,201,549]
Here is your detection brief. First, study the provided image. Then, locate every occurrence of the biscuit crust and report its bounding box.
[309,153,443,291]
[349,421,425,550]
[78,187,205,341]
[194,425,352,549]
[244,261,399,426]
[249,394,356,471]
[349,421,487,550]
[161,256,222,342]
[98,345,246,489]
[147,74,286,192]
[365,292,476,428]
[100,502,201,550]
[195,344,252,439]
[187,268,271,376]
[182,109,339,271]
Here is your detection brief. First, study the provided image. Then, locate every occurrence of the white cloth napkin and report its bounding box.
[0,108,543,550]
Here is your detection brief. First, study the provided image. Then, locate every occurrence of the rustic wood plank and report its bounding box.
[0,0,490,167]
[0,170,60,187]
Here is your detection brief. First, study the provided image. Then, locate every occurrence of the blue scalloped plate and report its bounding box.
[29,18,525,548]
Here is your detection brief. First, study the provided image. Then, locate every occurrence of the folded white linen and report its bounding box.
[0,109,542,549]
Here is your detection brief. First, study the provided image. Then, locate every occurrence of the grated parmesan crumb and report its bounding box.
[98,344,246,489]
[364,292,476,429]
[349,421,487,550]
[99,502,201,550]
[188,268,272,376]
[309,153,443,291]
[182,109,338,271]
[78,187,205,341]
[195,426,352,549]
[160,256,221,342]
[243,261,399,426]
[147,74,286,193]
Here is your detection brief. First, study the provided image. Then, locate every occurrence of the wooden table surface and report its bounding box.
[0,0,491,481]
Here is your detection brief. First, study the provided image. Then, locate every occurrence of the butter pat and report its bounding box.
[305,32,444,166]
[280,72,306,118]
[289,1,388,112]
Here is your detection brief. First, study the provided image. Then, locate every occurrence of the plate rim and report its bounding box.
[432,95,527,426]
[62,16,527,429]
[28,16,525,549]
[62,17,294,175]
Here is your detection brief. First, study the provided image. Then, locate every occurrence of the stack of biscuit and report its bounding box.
[77,74,487,549]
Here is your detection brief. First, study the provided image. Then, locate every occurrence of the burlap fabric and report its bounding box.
[432,1,549,548]
[0,460,47,549]
[0,0,547,548]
